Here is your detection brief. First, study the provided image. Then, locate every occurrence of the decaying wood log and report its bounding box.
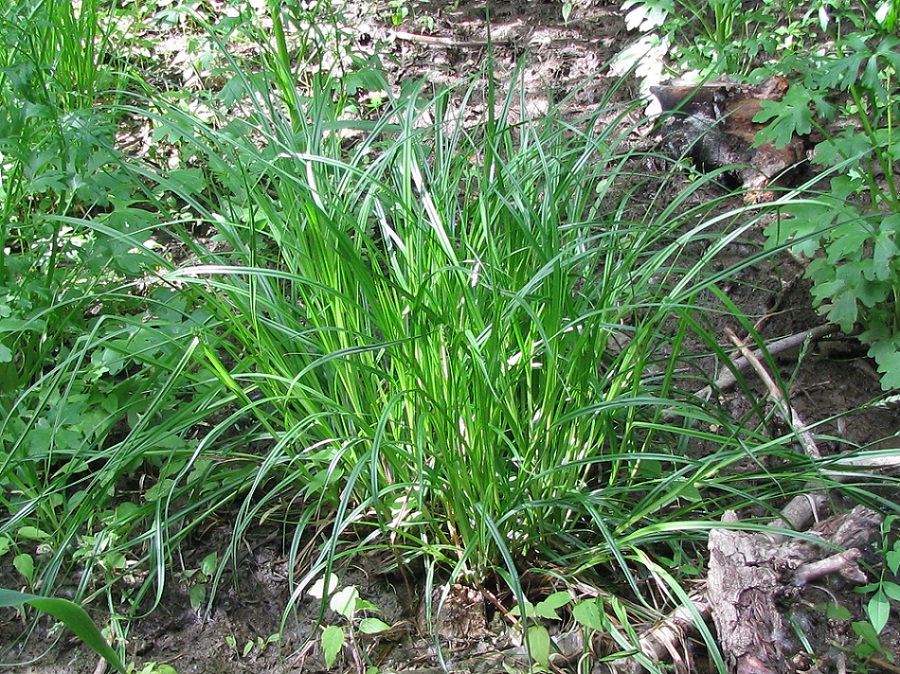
[603,503,881,674]
[650,77,808,202]
[707,505,882,674]
[708,513,786,674]
[602,589,710,674]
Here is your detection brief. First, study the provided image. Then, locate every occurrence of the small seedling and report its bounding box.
[856,515,900,641]
[308,573,392,669]
[508,591,572,667]
[127,663,179,674]
[225,632,280,658]
[181,551,218,612]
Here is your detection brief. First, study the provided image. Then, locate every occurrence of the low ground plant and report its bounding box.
[754,23,900,389]
[0,0,190,629]
[621,0,805,75]
[0,0,162,406]
[619,0,900,390]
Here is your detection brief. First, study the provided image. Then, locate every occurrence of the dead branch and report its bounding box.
[391,30,510,48]
[725,327,821,459]
[792,549,865,585]
[693,324,836,402]
[607,590,710,674]
[725,328,832,536]
[390,22,531,48]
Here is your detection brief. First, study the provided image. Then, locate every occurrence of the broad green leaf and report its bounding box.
[534,603,561,620]
[526,624,552,667]
[826,227,872,262]
[852,619,881,654]
[308,573,339,599]
[869,343,900,390]
[508,601,534,618]
[358,617,391,634]
[18,526,50,541]
[753,88,815,149]
[771,202,834,256]
[862,54,884,93]
[103,553,127,572]
[305,468,344,496]
[851,278,891,307]
[872,227,898,281]
[674,479,702,502]
[189,584,207,611]
[541,591,572,609]
[321,625,345,668]
[887,544,900,575]
[534,591,570,620]
[826,293,859,331]
[143,479,175,502]
[151,666,178,674]
[0,589,126,673]
[882,581,900,602]
[14,554,34,583]
[355,598,379,612]
[167,168,207,194]
[826,603,852,621]
[636,459,662,478]
[200,552,218,577]
[866,589,890,634]
[572,598,605,631]
[330,586,360,619]
[819,39,868,90]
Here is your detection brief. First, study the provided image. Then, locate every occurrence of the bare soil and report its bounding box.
[3,0,899,672]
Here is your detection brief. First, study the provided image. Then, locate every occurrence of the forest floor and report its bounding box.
[3,0,900,672]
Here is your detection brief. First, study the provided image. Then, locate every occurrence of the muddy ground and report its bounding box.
[3,0,900,672]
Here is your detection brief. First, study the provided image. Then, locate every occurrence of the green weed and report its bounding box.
[756,27,900,388]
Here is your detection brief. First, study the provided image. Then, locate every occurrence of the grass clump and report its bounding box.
[143,64,801,600]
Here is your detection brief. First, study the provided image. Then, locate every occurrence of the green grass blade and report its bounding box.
[0,589,126,673]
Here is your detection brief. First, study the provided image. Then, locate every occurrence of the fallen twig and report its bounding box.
[792,549,865,585]
[726,327,832,535]
[389,27,613,50]
[391,30,511,48]
[725,327,821,460]
[694,323,836,402]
